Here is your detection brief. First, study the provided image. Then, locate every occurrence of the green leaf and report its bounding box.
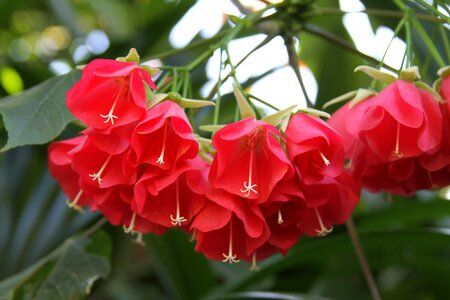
[146,230,215,300]
[322,90,357,109]
[207,291,332,300]
[0,231,111,300]
[0,71,81,152]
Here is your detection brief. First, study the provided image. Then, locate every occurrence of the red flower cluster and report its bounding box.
[329,74,450,195]
[191,115,359,266]
[49,59,205,236]
[49,58,360,267]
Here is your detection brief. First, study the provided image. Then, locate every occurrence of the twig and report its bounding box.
[284,35,314,108]
[346,218,382,300]
[302,24,399,73]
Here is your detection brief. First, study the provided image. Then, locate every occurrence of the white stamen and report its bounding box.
[189,229,197,242]
[170,179,187,226]
[250,252,261,271]
[314,207,332,237]
[393,123,403,158]
[133,232,145,246]
[100,92,120,124]
[240,150,257,197]
[277,208,284,225]
[319,150,330,166]
[66,190,84,213]
[156,121,168,165]
[123,212,137,234]
[222,220,240,263]
[89,155,112,185]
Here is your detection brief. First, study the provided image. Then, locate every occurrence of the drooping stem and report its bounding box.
[303,24,398,73]
[213,49,224,125]
[346,218,382,300]
[284,35,313,108]
[300,7,446,23]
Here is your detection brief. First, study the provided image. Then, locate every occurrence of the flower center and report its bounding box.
[66,189,84,213]
[89,155,112,185]
[123,212,137,234]
[222,219,240,263]
[240,149,258,197]
[156,121,168,165]
[170,179,187,226]
[314,207,332,236]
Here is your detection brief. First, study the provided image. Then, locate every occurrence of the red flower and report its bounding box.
[67,59,157,130]
[191,186,270,263]
[298,173,360,237]
[48,136,91,210]
[358,81,442,162]
[127,101,199,171]
[134,158,207,230]
[286,113,345,184]
[209,117,293,203]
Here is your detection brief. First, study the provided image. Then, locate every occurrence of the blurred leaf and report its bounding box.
[0,71,80,152]
[204,228,450,298]
[146,229,215,300]
[357,199,450,230]
[0,67,23,95]
[207,291,332,300]
[0,230,111,300]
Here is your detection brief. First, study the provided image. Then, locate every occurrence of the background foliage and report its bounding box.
[0,0,449,299]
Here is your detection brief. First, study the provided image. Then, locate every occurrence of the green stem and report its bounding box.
[440,25,450,64]
[206,34,276,100]
[405,15,413,67]
[213,49,224,125]
[346,218,382,300]
[303,24,398,73]
[415,0,449,19]
[144,30,229,61]
[284,35,313,108]
[300,7,446,23]
[247,93,280,111]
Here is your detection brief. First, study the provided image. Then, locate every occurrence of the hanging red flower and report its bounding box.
[67,59,157,130]
[209,117,293,203]
[285,112,345,184]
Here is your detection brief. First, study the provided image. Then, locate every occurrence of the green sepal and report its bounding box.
[233,84,256,119]
[434,66,450,91]
[415,81,444,103]
[297,107,331,119]
[178,98,215,108]
[116,48,140,64]
[141,65,160,77]
[349,88,377,108]
[262,104,297,126]
[322,90,357,109]
[76,65,86,71]
[355,65,397,84]
[199,124,226,133]
[148,93,169,108]
[399,66,421,82]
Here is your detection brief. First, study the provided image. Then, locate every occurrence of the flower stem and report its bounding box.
[284,35,313,108]
[300,7,446,23]
[302,24,398,73]
[346,218,382,300]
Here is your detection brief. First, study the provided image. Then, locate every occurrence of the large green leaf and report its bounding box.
[0,71,80,152]
[0,231,111,300]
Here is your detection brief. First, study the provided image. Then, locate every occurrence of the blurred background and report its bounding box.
[0,0,450,299]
